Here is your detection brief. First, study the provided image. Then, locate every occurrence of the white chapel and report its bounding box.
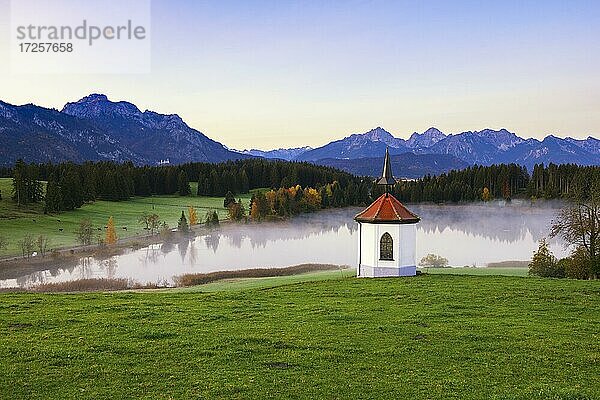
[354,149,420,277]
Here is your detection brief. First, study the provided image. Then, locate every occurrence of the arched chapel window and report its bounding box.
[380,233,393,260]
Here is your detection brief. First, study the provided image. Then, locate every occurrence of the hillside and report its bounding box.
[0,178,253,257]
[1,275,598,399]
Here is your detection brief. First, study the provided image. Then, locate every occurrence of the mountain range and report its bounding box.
[292,127,599,172]
[316,153,468,179]
[0,94,248,166]
[236,147,312,161]
[0,94,598,177]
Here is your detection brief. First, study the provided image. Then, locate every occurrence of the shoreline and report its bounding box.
[0,263,353,293]
[0,264,536,294]
[0,221,233,277]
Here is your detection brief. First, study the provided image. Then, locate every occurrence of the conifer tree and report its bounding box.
[205,210,219,227]
[60,168,84,210]
[223,191,235,208]
[12,159,43,205]
[178,211,189,233]
[177,171,191,196]
[196,174,204,196]
[44,180,62,214]
[528,239,561,277]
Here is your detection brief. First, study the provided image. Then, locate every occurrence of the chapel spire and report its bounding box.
[375,147,396,191]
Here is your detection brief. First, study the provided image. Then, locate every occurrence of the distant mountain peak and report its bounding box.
[62,93,141,118]
[75,93,109,103]
[423,127,443,135]
[361,127,395,142]
[473,128,523,150]
[406,127,446,149]
[296,127,408,162]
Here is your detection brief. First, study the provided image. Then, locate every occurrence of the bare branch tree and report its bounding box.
[18,233,35,259]
[139,213,161,235]
[36,235,50,258]
[76,219,93,246]
[550,176,600,278]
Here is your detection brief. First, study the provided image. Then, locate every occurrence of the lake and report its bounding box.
[0,201,568,288]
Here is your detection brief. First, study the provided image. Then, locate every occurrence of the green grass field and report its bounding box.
[0,178,253,257]
[1,274,598,399]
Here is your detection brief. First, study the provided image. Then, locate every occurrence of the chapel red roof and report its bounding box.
[354,193,420,224]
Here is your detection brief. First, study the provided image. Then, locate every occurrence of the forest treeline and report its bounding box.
[8,159,371,213]
[5,160,600,214]
[382,163,600,203]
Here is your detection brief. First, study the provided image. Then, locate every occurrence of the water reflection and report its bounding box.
[0,202,567,289]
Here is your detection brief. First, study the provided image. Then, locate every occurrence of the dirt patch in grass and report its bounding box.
[7,322,33,330]
[264,362,295,369]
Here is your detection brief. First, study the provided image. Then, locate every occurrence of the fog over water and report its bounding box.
[0,201,568,288]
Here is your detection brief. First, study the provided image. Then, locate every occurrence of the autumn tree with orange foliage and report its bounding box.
[250,192,270,221]
[265,190,277,214]
[482,187,491,202]
[106,216,118,245]
[249,185,324,221]
[303,187,322,211]
[227,199,246,221]
[188,206,198,225]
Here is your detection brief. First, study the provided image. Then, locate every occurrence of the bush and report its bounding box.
[563,247,592,280]
[419,254,449,268]
[529,239,564,278]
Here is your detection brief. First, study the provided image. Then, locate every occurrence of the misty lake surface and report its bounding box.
[1,201,568,288]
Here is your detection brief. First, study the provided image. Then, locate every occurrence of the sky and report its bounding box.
[0,0,599,149]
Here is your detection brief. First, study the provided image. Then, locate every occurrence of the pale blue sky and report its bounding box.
[1,0,599,148]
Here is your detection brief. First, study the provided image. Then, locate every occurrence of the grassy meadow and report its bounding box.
[1,274,598,399]
[0,178,253,257]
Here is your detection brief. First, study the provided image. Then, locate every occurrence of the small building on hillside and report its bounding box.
[354,149,420,277]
